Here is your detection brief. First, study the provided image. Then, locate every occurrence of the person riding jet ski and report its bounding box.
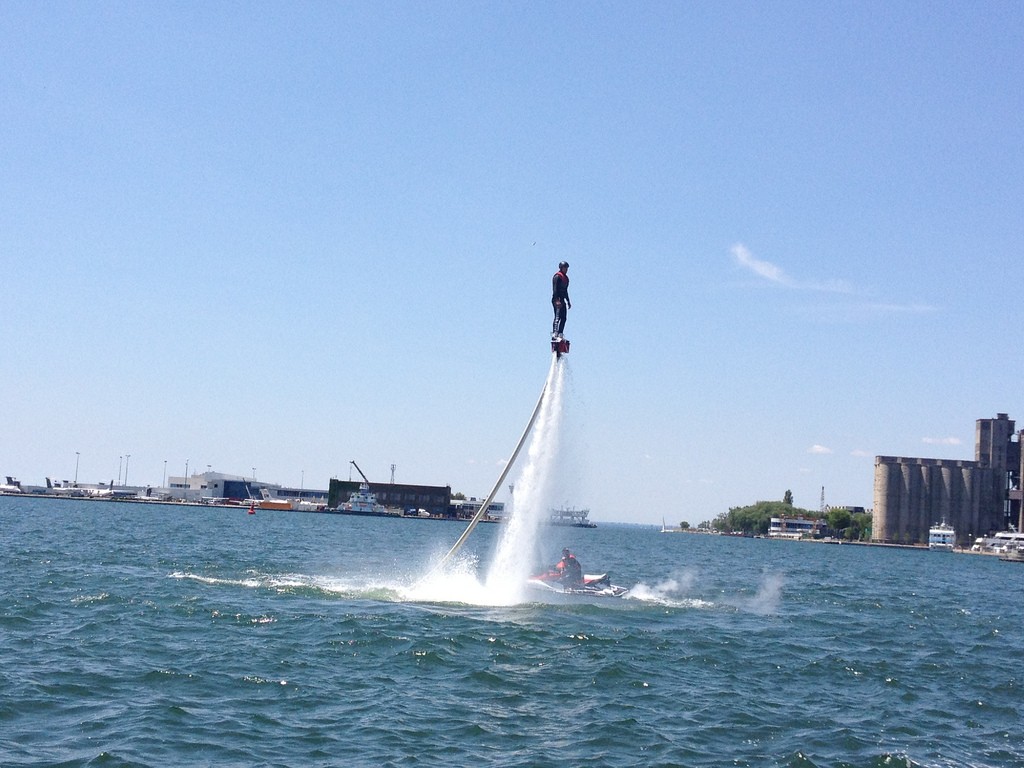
[528,549,629,597]
[553,547,583,586]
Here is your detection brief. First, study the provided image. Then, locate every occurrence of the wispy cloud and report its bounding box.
[730,243,938,319]
[731,244,791,285]
[730,244,852,293]
[862,302,938,314]
[922,436,961,446]
[850,449,872,457]
[808,444,833,455]
[802,301,939,323]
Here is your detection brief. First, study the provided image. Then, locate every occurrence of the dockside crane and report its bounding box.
[350,460,370,486]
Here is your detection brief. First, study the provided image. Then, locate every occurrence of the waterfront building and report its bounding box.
[769,516,828,539]
[873,414,1023,546]
[450,496,506,520]
[166,471,328,507]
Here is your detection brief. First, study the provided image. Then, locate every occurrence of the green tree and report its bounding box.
[826,507,852,535]
[680,521,691,530]
[850,512,872,541]
[783,489,794,506]
[715,500,817,536]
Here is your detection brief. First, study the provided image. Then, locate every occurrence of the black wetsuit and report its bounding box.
[556,554,583,586]
[551,269,570,336]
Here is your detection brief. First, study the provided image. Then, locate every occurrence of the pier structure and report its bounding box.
[873,414,1023,546]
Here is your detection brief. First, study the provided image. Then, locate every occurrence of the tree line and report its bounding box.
[695,490,871,540]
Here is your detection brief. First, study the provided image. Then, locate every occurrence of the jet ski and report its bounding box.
[527,571,629,598]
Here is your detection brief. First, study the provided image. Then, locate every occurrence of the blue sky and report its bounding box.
[2,2,1022,524]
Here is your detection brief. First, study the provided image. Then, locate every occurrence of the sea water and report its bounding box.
[2,495,1023,767]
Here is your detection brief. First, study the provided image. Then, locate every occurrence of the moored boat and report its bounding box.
[257,499,294,511]
[928,521,956,551]
[971,530,1024,554]
[341,483,393,515]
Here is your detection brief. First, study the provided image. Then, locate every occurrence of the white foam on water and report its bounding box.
[401,557,516,606]
[169,571,263,589]
[628,569,717,608]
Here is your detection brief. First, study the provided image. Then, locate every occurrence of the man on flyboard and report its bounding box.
[551,261,570,355]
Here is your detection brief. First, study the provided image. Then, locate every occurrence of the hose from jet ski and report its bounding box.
[436,359,553,568]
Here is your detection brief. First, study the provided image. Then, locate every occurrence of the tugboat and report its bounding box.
[928,521,956,551]
[342,483,388,515]
[339,460,395,516]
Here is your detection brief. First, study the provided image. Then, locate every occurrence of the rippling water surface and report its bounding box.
[2,496,1023,767]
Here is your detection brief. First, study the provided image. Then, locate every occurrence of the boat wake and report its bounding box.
[170,558,781,612]
[627,571,716,609]
[168,569,405,602]
[623,570,784,614]
[170,566,723,611]
[169,564,534,607]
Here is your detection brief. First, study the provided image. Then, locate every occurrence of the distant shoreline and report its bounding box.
[0,491,502,523]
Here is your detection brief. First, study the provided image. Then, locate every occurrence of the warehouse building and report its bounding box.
[873,414,1022,546]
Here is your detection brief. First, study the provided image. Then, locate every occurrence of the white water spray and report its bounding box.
[483,356,569,602]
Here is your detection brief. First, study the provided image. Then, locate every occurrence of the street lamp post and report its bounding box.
[118,456,123,486]
[74,452,80,486]
[163,460,167,488]
[125,454,131,487]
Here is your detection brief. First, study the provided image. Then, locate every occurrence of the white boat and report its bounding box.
[342,483,391,515]
[548,506,596,528]
[971,530,1024,554]
[928,521,956,551]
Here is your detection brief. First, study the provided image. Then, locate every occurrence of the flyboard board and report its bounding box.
[551,335,570,357]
